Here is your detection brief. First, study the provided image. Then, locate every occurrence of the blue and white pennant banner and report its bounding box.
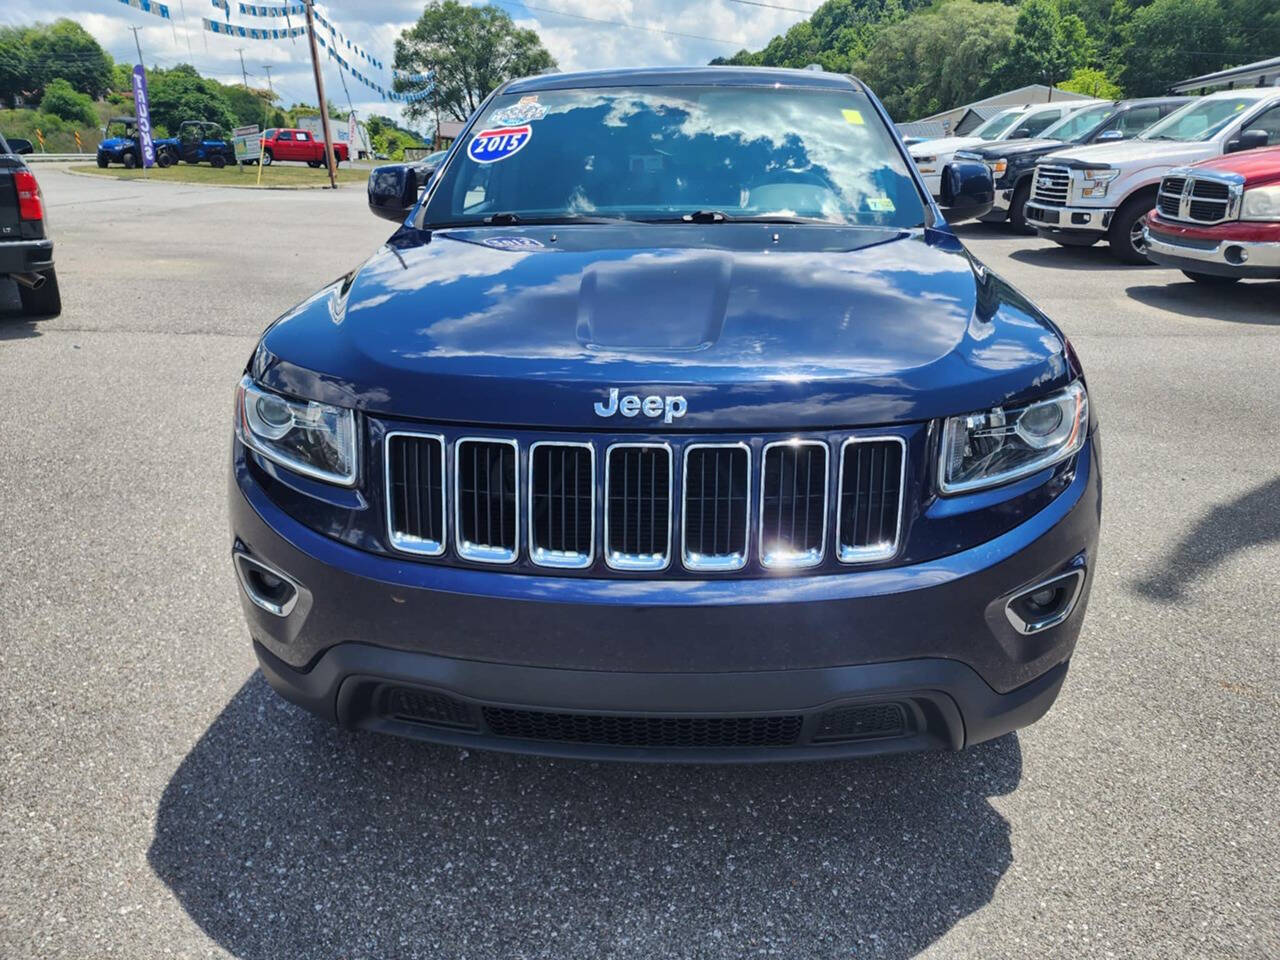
[202,16,305,39]
[119,0,172,18]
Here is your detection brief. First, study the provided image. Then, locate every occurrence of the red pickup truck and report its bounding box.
[1144,145,1280,283]
[259,128,348,168]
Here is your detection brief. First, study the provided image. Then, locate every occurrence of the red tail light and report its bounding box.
[13,170,44,221]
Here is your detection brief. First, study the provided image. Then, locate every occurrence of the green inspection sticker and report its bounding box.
[866,197,896,212]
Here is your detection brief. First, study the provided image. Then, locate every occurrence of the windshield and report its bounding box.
[971,109,1024,140]
[1140,96,1266,142]
[1040,103,1116,142]
[422,85,925,228]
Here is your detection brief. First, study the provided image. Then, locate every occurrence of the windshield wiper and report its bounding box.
[643,211,837,225]
[479,212,629,226]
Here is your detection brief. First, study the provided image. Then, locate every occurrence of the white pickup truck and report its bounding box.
[909,101,1094,199]
[1024,88,1280,262]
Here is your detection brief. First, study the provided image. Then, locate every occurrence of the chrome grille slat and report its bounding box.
[1032,164,1071,206]
[1157,173,1238,225]
[837,437,906,564]
[759,441,828,569]
[529,441,594,569]
[605,443,672,571]
[455,438,519,564]
[682,443,750,571]
[385,432,446,556]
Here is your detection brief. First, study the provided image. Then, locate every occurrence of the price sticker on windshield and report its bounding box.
[468,125,533,164]
[842,109,865,125]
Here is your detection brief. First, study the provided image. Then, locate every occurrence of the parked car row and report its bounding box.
[921,88,1280,280]
[96,122,348,170]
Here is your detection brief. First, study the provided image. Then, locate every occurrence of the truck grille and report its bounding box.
[837,438,906,563]
[1032,164,1071,206]
[605,444,672,571]
[386,430,913,574]
[385,433,446,556]
[529,442,594,568]
[760,441,828,568]
[682,444,750,570]
[455,438,519,563]
[1156,173,1236,225]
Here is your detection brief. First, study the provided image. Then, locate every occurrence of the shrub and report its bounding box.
[39,77,97,127]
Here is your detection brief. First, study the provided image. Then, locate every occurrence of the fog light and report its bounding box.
[234,552,301,617]
[1225,245,1247,265]
[1005,570,1085,635]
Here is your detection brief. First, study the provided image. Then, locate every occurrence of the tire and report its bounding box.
[1008,181,1033,234]
[122,151,137,169]
[1108,196,1156,264]
[156,149,176,168]
[210,154,226,169]
[261,149,273,166]
[96,156,108,168]
[1182,270,1241,285]
[18,268,61,318]
[1051,235,1098,248]
[307,160,320,168]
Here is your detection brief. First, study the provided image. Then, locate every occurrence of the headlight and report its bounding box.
[989,159,1008,179]
[1078,168,1119,199]
[913,154,937,172]
[236,375,358,486]
[1240,184,1280,221]
[939,381,1088,495]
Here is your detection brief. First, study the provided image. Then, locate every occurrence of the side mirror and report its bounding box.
[7,138,34,155]
[940,160,995,222]
[1226,129,1269,153]
[1012,127,1032,139]
[368,163,429,222]
[1096,129,1124,142]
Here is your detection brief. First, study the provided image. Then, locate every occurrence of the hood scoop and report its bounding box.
[576,250,731,352]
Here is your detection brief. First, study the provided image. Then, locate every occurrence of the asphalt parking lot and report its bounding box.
[1,166,1277,959]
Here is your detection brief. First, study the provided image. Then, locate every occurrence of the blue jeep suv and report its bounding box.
[230,67,1100,762]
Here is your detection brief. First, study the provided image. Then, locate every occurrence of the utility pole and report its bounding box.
[236,48,250,88]
[129,26,145,69]
[262,65,275,97]
[303,0,337,188]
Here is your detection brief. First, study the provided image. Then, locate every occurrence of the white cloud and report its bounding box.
[1,0,813,129]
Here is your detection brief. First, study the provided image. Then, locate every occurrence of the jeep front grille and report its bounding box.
[455,438,519,563]
[1032,164,1071,206]
[386,431,912,573]
[605,443,672,571]
[529,442,594,568]
[759,440,828,568]
[385,433,446,556]
[682,443,750,570]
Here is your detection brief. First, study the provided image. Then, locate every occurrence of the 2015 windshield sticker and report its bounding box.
[468,125,533,164]
[489,96,547,126]
[866,196,895,212]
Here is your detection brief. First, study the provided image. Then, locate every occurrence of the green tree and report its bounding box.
[1059,66,1123,97]
[393,0,556,123]
[220,84,277,129]
[0,27,34,107]
[1115,0,1229,95]
[27,20,114,99]
[852,1,1020,119]
[146,64,236,133]
[38,77,97,126]
[996,0,1092,89]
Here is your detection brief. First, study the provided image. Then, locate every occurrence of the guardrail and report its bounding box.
[22,153,94,162]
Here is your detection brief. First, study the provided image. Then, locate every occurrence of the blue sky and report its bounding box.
[1,0,815,129]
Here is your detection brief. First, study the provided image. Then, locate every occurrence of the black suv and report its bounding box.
[951,97,1190,231]
[0,131,59,317]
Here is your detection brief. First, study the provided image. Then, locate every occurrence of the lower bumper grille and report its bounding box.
[481,706,804,748]
[813,703,908,742]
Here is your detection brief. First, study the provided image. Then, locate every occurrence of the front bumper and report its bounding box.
[0,238,54,276]
[1025,201,1114,238]
[1144,224,1280,278]
[230,430,1100,760]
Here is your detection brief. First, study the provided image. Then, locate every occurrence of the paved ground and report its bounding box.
[1,167,1277,959]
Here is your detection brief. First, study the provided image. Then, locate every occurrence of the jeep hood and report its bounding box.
[253,224,1073,430]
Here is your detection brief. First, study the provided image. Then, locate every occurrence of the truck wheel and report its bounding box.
[262,150,273,166]
[18,268,61,318]
[1009,182,1033,234]
[1182,270,1241,285]
[122,151,137,169]
[96,156,108,168]
[307,160,320,168]
[210,155,226,169]
[1108,196,1155,264]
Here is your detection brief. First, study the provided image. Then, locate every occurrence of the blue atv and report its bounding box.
[153,121,236,168]
[96,117,171,169]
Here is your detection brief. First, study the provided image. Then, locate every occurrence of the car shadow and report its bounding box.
[1126,281,1280,325]
[0,279,42,338]
[1007,245,1161,272]
[149,674,1023,959]
[1134,475,1280,604]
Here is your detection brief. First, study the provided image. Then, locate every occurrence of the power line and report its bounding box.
[726,0,821,13]
[489,0,750,47]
